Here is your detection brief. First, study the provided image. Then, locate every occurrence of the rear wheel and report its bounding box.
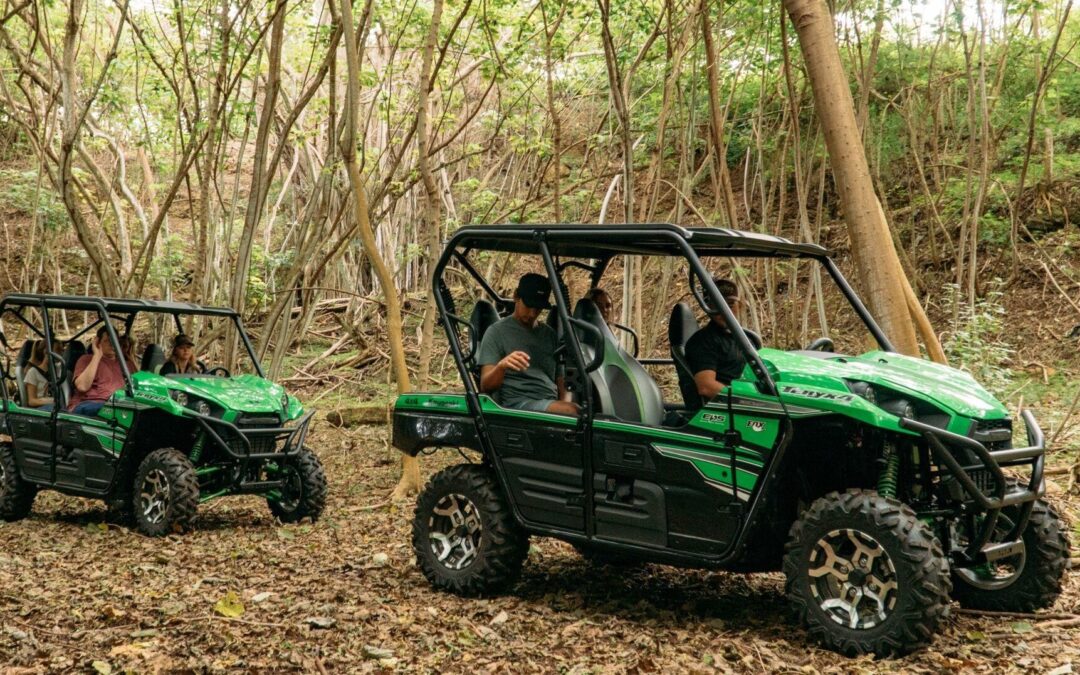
[784,490,952,656]
[950,497,1069,611]
[0,442,35,521]
[267,447,327,523]
[132,449,199,536]
[413,464,528,596]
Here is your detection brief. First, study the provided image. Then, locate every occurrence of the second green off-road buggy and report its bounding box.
[0,295,326,536]
[394,224,1070,656]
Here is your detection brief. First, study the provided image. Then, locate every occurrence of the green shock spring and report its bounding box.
[189,431,206,464]
[877,443,900,499]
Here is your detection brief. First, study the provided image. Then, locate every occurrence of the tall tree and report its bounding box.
[339,0,421,499]
[782,0,924,357]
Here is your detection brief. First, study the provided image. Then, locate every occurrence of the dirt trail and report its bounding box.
[1,426,1077,673]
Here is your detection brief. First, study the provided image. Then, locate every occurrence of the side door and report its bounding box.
[52,408,125,493]
[483,397,586,533]
[589,380,789,556]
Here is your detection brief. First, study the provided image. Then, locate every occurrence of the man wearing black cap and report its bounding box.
[684,277,748,409]
[477,273,579,416]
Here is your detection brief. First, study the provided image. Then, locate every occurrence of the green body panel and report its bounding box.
[125,372,299,419]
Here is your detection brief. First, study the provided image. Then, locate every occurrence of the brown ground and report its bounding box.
[1,425,1077,674]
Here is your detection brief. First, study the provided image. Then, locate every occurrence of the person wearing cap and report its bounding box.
[477,273,579,416]
[69,326,128,417]
[160,334,204,376]
[684,277,748,410]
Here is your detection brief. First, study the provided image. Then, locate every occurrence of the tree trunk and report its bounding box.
[340,0,420,499]
[701,3,739,227]
[415,0,445,388]
[782,0,921,357]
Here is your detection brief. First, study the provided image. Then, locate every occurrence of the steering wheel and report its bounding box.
[206,366,231,377]
[804,337,835,352]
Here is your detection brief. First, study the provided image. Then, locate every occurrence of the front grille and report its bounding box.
[231,414,284,456]
[970,418,1012,451]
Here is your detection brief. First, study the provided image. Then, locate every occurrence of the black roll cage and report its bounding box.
[429,224,900,565]
[0,294,265,414]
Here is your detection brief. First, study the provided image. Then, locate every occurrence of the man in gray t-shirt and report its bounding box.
[476,273,580,416]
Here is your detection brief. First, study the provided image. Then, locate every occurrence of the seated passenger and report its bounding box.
[23,340,57,411]
[159,334,204,376]
[119,335,138,372]
[68,327,127,417]
[478,273,579,416]
[685,278,748,410]
[584,288,614,325]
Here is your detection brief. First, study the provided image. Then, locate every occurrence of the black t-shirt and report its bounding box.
[684,321,747,396]
[160,360,203,376]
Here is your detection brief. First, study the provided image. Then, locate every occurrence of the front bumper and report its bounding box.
[190,410,315,461]
[899,410,1045,563]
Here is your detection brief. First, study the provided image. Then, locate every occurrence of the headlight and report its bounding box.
[194,399,212,416]
[169,390,189,406]
[847,381,876,404]
[880,398,915,419]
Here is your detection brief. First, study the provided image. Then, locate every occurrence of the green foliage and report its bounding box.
[0,170,66,231]
[943,284,1014,397]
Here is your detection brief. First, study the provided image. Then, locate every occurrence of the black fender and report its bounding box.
[392,410,482,457]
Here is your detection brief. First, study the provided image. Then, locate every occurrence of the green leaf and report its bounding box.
[965,630,985,641]
[92,661,112,675]
[277,528,295,540]
[214,591,245,618]
[1011,621,1034,634]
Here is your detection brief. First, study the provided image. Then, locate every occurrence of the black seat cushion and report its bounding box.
[669,303,702,410]
[141,343,166,372]
[467,300,500,375]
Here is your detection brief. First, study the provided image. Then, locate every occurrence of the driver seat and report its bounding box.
[573,299,663,426]
[467,299,500,377]
[669,303,702,410]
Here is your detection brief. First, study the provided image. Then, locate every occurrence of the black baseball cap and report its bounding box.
[515,273,552,310]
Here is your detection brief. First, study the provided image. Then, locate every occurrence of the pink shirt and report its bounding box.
[68,354,128,409]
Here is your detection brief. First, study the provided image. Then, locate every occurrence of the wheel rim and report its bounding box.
[139,469,171,524]
[276,466,303,513]
[428,493,483,571]
[808,528,899,630]
[954,514,1026,590]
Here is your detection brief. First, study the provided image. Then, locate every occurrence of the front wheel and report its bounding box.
[951,498,1070,611]
[784,490,952,657]
[267,447,328,523]
[132,448,199,536]
[413,464,528,596]
[0,442,36,521]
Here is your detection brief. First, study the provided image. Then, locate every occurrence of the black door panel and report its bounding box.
[593,474,666,547]
[489,420,584,532]
[10,413,52,483]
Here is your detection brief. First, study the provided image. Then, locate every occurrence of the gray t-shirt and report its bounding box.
[477,316,559,407]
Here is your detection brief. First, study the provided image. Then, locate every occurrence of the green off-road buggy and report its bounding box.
[393,224,1070,656]
[0,295,326,536]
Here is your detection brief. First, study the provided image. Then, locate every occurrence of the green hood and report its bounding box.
[132,372,299,416]
[759,348,1008,420]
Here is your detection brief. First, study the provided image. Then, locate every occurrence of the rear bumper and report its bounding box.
[899,410,1045,563]
[191,410,314,461]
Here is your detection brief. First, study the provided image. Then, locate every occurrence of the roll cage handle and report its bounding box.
[565,317,605,373]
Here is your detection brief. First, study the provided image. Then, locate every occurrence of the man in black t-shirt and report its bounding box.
[684,278,748,410]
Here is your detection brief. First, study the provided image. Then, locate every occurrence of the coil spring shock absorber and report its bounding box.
[877,441,900,499]
[189,431,206,463]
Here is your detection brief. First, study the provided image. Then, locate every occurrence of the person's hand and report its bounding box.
[500,351,530,372]
[92,335,103,357]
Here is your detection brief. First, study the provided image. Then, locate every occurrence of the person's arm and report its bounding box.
[74,347,102,393]
[693,369,728,401]
[556,376,572,402]
[479,351,530,393]
[26,381,52,407]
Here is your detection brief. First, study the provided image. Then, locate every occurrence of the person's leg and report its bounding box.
[545,401,580,416]
[72,401,105,417]
[37,403,53,412]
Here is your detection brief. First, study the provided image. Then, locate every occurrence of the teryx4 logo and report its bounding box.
[781,386,854,402]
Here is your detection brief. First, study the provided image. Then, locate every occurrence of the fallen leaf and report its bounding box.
[305,617,336,629]
[1047,664,1073,675]
[252,592,273,604]
[372,552,390,567]
[91,661,112,675]
[363,645,393,660]
[213,592,245,618]
[490,610,509,626]
[1011,621,1034,634]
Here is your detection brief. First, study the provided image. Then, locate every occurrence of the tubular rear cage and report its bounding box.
[900,410,1045,565]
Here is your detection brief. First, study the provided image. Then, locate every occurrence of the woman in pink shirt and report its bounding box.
[69,327,128,417]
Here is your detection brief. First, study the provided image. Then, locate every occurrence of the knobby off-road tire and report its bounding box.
[132,448,199,537]
[951,495,1070,612]
[413,464,528,596]
[0,442,36,521]
[268,447,328,523]
[784,489,952,657]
